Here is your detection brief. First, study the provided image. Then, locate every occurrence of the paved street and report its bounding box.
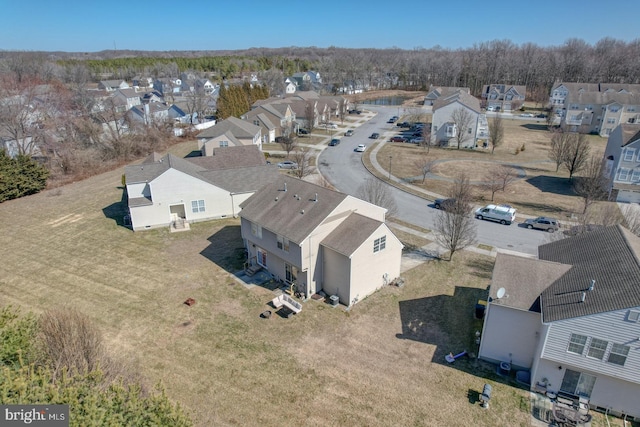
[318,104,551,257]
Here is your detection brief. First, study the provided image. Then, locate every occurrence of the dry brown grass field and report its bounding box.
[377,118,612,219]
[0,138,629,426]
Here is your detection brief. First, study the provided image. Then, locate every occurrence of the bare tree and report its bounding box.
[304,100,317,131]
[356,178,398,217]
[434,173,477,260]
[573,156,610,214]
[496,164,518,192]
[562,132,590,179]
[488,114,504,154]
[620,204,640,236]
[548,129,571,172]
[414,154,435,183]
[183,89,208,124]
[480,171,503,202]
[290,148,315,179]
[279,135,298,157]
[450,107,474,149]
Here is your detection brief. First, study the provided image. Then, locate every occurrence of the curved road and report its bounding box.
[318,105,550,256]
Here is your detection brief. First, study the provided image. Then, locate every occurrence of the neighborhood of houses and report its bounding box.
[3,68,640,422]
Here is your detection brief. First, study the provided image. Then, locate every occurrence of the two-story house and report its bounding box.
[113,88,142,111]
[481,84,526,112]
[239,176,403,306]
[479,225,640,420]
[431,90,486,148]
[424,86,470,106]
[124,145,277,231]
[196,116,262,153]
[242,103,296,142]
[603,124,640,203]
[98,80,130,91]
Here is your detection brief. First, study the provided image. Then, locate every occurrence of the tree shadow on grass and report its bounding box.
[526,175,575,196]
[184,150,203,158]
[465,257,495,280]
[521,123,548,131]
[102,187,130,228]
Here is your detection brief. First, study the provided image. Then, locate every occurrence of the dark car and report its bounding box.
[348,109,362,114]
[434,198,456,210]
[298,128,309,135]
[329,138,341,146]
[397,121,410,128]
[390,136,407,142]
[388,117,398,123]
[535,114,548,119]
[345,130,354,136]
[370,133,380,139]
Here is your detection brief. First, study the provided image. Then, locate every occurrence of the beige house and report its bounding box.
[481,84,526,111]
[479,226,640,420]
[243,103,296,142]
[196,116,262,151]
[431,90,487,148]
[424,86,470,106]
[239,176,403,306]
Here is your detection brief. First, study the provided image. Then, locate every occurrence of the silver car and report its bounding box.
[277,160,298,169]
[524,216,560,232]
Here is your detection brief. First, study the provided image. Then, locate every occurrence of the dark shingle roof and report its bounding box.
[321,213,383,257]
[187,145,265,170]
[538,225,640,322]
[196,116,260,140]
[239,176,348,244]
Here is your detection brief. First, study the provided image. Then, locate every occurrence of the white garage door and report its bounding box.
[617,190,640,203]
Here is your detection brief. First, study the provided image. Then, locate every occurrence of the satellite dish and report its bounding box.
[496,288,506,299]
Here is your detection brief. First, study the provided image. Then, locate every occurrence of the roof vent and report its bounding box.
[581,292,586,303]
[284,182,287,192]
[300,210,304,214]
[314,193,318,202]
[275,197,278,202]
[588,279,595,292]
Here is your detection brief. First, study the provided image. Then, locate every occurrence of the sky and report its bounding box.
[2,0,639,53]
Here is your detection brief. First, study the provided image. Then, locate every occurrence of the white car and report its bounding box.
[319,123,337,129]
[277,160,298,169]
[355,144,366,152]
[519,113,534,118]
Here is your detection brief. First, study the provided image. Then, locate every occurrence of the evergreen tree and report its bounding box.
[0,151,49,202]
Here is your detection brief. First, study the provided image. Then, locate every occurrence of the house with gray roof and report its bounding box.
[239,176,403,306]
[481,84,526,112]
[431,90,487,148]
[196,116,262,150]
[424,86,470,106]
[124,145,275,231]
[479,226,640,420]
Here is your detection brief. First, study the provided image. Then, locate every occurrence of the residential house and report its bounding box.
[98,80,130,91]
[284,78,297,94]
[424,86,470,106]
[126,103,171,125]
[113,88,142,111]
[479,226,640,420]
[603,124,640,203]
[124,145,276,231]
[550,82,640,135]
[243,103,296,141]
[481,84,526,111]
[196,116,262,151]
[153,78,182,96]
[291,71,322,91]
[195,79,215,95]
[239,176,403,306]
[132,77,153,89]
[431,90,486,148]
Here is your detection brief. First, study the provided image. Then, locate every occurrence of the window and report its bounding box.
[607,117,616,124]
[560,369,596,398]
[610,106,620,112]
[251,222,262,238]
[219,140,229,147]
[607,343,630,366]
[632,170,640,182]
[374,235,386,253]
[624,149,635,161]
[587,338,608,360]
[567,334,588,355]
[618,168,630,181]
[628,310,640,322]
[604,128,612,136]
[191,199,205,213]
[276,235,289,252]
[627,106,636,112]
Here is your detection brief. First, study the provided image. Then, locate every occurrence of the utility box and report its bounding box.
[475,300,487,319]
[329,295,339,307]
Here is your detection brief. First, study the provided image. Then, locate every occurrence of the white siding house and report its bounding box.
[603,124,640,203]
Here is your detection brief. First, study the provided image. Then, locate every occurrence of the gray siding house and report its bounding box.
[603,124,640,203]
[479,226,640,420]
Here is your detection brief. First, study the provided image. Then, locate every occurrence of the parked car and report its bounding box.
[519,113,534,118]
[355,144,366,152]
[345,130,354,136]
[319,123,337,129]
[409,137,424,144]
[475,204,516,225]
[277,160,298,169]
[298,128,309,135]
[397,121,410,128]
[535,114,548,119]
[329,138,341,146]
[348,109,362,114]
[433,198,456,210]
[388,117,398,123]
[390,136,407,142]
[524,216,560,232]
[370,133,380,139]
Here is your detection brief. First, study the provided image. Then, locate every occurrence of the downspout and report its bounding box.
[230,193,235,218]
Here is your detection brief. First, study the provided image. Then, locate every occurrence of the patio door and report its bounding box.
[256,247,267,268]
[285,263,297,284]
[560,369,596,398]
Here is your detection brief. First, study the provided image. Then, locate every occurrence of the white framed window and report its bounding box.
[219,140,229,147]
[604,128,612,136]
[587,338,608,360]
[632,170,640,182]
[607,343,630,366]
[373,235,386,253]
[624,149,635,161]
[618,168,630,181]
[607,117,616,124]
[628,310,640,322]
[567,333,587,355]
[627,106,636,112]
[191,199,205,213]
[251,222,262,238]
[610,106,620,112]
[276,235,289,252]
